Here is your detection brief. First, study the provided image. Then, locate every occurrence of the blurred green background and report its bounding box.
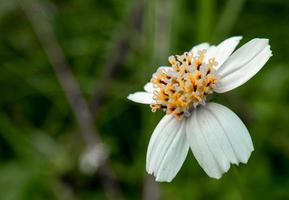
[0,0,289,199]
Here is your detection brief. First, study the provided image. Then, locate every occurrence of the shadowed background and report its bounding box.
[0,0,289,199]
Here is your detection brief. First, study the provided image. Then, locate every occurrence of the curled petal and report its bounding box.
[190,42,210,54]
[127,92,154,104]
[144,82,154,93]
[215,38,272,93]
[205,36,242,68]
[157,66,171,71]
[186,103,253,179]
[146,115,189,182]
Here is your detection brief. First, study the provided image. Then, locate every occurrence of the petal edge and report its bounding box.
[215,38,272,93]
[146,116,189,182]
[186,103,254,179]
[127,92,154,104]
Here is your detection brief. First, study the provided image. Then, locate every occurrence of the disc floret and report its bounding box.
[151,50,219,119]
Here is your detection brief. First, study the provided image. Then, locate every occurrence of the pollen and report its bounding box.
[150,50,219,119]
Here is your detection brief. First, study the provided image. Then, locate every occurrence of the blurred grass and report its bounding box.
[1,0,289,199]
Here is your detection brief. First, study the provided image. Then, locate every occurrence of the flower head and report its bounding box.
[128,36,272,182]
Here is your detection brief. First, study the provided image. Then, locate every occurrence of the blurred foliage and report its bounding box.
[1,0,289,199]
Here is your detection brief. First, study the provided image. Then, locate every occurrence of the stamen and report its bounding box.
[150,50,219,119]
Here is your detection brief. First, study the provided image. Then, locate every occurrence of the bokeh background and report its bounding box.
[0,0,289,199]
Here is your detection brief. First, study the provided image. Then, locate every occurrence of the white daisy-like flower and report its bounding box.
[127,36,272,182]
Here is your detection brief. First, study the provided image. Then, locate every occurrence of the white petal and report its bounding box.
[205,36,242,68]
[206,103,254,157]
[144,82,154,93]
[190,42,210,54]
[127,92,154,104]
[215,38,272,93]
[157,66,171,71]
[186,103,253,179]
[146,115,189,182]
[186,106,228,179]
[145,66,171,94]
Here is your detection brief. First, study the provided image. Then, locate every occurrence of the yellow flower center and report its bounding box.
[150,50,219,119]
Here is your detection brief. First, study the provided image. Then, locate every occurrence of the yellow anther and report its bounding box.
[209,57,218,66]
[150,49,218,119]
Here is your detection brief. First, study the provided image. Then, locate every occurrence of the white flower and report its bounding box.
[127,36,272,182]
